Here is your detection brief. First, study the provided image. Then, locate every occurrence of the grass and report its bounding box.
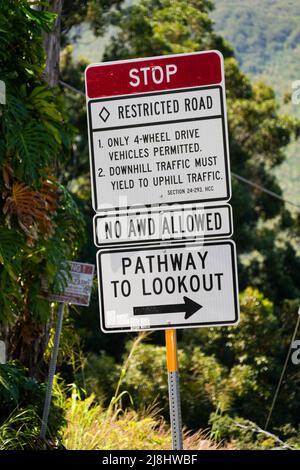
[0,333,233,450]
[60,369,231,451]
[63,393,170,450]
[61,332,232,450]
[62,390,230,450]
[0,388,231,450]
[0,408,59,450]
[0,409,39,450]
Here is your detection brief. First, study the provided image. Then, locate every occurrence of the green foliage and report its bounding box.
[60,383,171,450]
[184,288,300,429]
[0,227,23,274]
[0,409,43,450]
[105,0,220,60]
[0,1,53,83]
[61,0,123,43]
[212,0,300,79]
[209,413,295,450]
[81,289,299,438]
[61,384,223,450]
[81,330,246,428]
[3,94,56,185]
[0,0,85,374]
[0,361,64,448]
[112,338,263,429]
[84,352,123,403]
[212,0,300,206]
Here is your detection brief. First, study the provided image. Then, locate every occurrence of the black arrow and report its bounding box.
[133,296,202,320]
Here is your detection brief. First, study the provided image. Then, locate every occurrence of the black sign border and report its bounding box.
[97,240,239,333]
[88,85,231,212]
[93,204,233,248]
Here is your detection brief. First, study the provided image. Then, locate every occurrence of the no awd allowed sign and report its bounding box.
[94,203,233,247]
[97,241,239,332]
[85,51,231,211]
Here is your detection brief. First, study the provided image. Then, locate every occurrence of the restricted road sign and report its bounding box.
[41,261,95,306]
[93,203,233,247]
[85,51,231,212]
[97,240,239,332]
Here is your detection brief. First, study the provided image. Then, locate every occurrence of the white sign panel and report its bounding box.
[94,203,233,247]
[97,240,239,332]
[88,86,231,211]
[41,261,95,307]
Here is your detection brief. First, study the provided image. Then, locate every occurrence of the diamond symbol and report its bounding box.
[99,106,110,123]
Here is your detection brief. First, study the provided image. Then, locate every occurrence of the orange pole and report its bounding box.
[165,328,183,449]
[165,329,178,372]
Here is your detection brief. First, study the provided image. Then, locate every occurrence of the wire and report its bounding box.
[234,421,294,450]
[265,307,300,430]
[59,79,300,211]
[59,80,85,97]
[232,172,300,210]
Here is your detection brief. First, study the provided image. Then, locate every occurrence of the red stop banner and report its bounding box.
[85,51,222,99]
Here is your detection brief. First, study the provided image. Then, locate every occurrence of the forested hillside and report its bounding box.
[71,0,300,206]
[212,0,300,206]
[213,1,300,81]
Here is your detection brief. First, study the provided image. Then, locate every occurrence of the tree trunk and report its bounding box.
[43,0,63,87]
[7,316,52,379]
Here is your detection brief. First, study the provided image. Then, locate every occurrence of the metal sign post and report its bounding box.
[40,261,94,440]
[40,302,65,440]
[165,329,183,450]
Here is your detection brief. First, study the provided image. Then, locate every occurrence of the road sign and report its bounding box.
[85,51,231,212]
[97,240,239,333]
[94,203,233,247]
[41,261,94,306]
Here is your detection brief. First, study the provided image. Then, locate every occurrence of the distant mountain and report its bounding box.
[212,0,300,208]
[213,0,300,82]
[69,1,300,207]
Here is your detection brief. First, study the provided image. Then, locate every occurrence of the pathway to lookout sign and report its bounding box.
[85,50,239,333]
[97,241,239,332]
